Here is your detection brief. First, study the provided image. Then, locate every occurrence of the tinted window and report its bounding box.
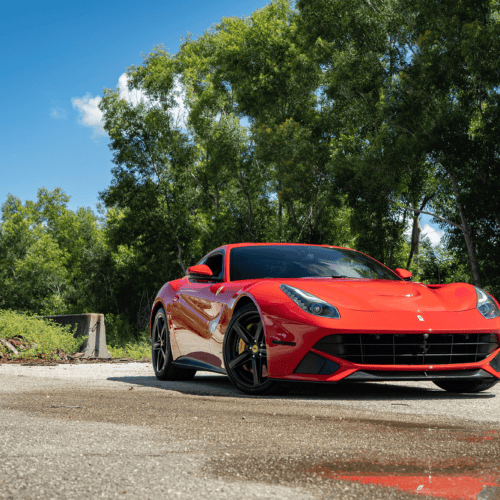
[229,246,399,281]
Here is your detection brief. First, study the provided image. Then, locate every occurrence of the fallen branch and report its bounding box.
[399,206,463,231]
[0,338,19,356]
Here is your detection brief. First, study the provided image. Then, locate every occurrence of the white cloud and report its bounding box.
[117,73,147,106]
[421,223,444,247]
[71,93,105,137]
[171,77,188,129]
[116,73,188,128]
[404,215,444,248]
[72,73,189,137]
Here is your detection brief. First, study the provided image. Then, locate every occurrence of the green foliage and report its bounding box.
[2,0,500,349]
[0,310,84,359]
[105,314,151,361]
[404,237,471,286]
[0,193,67,314]
[0,189,114,315]
[297,0,500,290]
[107,342,151,360]
[105,313,148,346]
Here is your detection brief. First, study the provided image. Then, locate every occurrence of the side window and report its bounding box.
[203,253,224,280]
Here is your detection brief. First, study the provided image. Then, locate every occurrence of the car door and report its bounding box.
[170,252,227,367]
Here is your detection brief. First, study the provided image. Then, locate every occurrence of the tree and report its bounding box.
[99,0,356,291]
[178,0,348,244]
[0,188,118,315]
[297,0,500,287]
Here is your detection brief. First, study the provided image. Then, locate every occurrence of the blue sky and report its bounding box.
[0,0,443,245]
[0,0,270,213]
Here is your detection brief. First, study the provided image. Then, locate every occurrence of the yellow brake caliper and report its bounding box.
[238,323,254,371]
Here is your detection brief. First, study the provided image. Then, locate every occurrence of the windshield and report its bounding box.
[229,245,400,281]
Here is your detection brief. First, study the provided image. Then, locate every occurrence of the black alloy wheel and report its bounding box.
[152,307,196,381]
[223,304,287,395]
[433,379,498,393]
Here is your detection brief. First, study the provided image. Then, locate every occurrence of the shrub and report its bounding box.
[0,310,84,359]
[105,313,149,345]
[107,341,151,360]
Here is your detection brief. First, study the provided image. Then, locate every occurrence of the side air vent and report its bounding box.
[490,351,500,373]
[294,353,340,375]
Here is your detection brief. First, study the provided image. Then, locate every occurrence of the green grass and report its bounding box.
[105,313,152,360]
[107,341,151,360]
[0,310,84,359]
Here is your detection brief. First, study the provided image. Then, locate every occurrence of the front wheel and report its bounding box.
[152,307,196,381]
[433,379,498,393]
[223,304,287,395]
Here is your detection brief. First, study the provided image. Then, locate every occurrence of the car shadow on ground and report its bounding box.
[107,372,497,401]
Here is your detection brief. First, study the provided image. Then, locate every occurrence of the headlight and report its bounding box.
[475,287,500,319]
[280,284,340,319]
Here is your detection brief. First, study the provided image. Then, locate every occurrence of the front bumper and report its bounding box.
[263,308,500,382]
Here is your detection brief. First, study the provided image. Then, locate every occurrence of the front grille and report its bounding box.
[314,333,500,366]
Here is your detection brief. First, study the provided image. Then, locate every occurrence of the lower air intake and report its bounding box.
[314,333,499,366]
[294,353,340,375]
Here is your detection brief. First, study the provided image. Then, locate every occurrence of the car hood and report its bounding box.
[270,279,477,313]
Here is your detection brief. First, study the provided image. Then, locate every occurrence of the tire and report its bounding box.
[152,307,196,381]
[433,379,499,393]
[223,304,287,395]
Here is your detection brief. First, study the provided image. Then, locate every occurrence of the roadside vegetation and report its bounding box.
[0,310,83,360]
[107,342,151,360]
[0,310,151,361]
[1,0,499,357]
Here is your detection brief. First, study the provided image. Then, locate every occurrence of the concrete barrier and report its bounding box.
[43,314,112,359]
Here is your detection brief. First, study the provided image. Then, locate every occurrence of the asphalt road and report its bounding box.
[1,362,499,500]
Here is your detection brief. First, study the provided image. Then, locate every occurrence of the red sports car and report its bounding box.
[150,243,500,395]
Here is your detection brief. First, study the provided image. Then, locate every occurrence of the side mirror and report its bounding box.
[186,264,214,281]
[395,268,413,281]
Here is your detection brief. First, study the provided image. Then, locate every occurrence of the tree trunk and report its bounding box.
[405,195,432,269]
[448,171,482,287]
[237,172,254,241]
[278,198,282,242]
[406,215,421,269]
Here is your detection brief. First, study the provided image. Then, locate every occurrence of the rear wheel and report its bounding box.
[433,379,498,393]
[223,304,287,395]
[152,307,196,381]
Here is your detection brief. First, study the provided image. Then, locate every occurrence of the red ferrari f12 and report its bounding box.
[150,243,500,395]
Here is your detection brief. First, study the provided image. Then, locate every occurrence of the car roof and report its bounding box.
[216,242,354,252]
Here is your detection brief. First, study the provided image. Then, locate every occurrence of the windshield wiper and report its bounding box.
[331,275,352,279]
